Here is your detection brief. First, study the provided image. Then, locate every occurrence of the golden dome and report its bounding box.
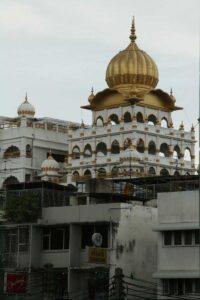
[88,87,95,103]
[106,17,159,97]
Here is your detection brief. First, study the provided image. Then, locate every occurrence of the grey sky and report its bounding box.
[0,0,199,132]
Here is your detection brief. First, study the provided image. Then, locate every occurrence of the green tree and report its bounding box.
[5,193,40,223]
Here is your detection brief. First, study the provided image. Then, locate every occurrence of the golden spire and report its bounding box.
[25,92,28,103]
[88,86,95,103]
[191,123,195,132]
[48,149,53,159]
[179,121,184,131]
[129,16,137,43]
[170,88,173,96]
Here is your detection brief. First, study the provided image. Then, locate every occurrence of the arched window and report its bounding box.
[159,143,170,157]
[111,166,119,177]
[97,168,106,178]
[72,146,80,159]
[3,176,19,186]
[4,145,20,159]
[136,112,144,123]
[96,116,104,127]
[136,139,145,153]
[96,142,107,156]
[173,145,181,159]
[148,167,156,175]
[111,140,120,154]
[184,148,191,161]
[124,112,132,123]
[84,169,92,178]
[124,138,132,150]
[161,117,168,128]
[26,144,32,158]
[148,114,157,125]
[174,170,180,176]
[160,168,169,176]
[83,144,92,158]
[148,141,156,155]
[109,114,119,125]
[72,170,80,179]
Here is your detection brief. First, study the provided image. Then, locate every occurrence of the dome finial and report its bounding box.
[129,16,137,43]
[170,87,173,96]
[25,92,28,102]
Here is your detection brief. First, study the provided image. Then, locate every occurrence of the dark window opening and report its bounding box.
[42,227,69,250]
[174,231,182,245]
[184,231,192,245]
[163,231,172,246]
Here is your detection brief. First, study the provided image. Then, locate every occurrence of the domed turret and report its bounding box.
[17,94,35,118]
[105,17,159,98]
[88,87,95,103]
[41,153,60,181]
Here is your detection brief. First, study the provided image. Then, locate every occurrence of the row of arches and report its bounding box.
[96,112,169,128]
[72,167,191,179]
[72,141,192,161]
[3,144,32,159]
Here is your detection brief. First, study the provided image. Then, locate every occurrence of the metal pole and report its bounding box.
[198,28,200,279]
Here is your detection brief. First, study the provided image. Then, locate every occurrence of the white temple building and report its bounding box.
[0,94,77,188]
[66,18,196,184]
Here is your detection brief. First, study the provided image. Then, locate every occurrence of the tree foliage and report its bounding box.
[5,192,40,223]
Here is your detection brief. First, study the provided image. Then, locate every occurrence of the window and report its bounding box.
[163,231,172,246]
[195,279,200,293]
[25,174,31,182]
[5,229,17,253]
[185,279,193,294]
[195,230,200,245]
[163,230,199,247]
[184,231,192,245]
[42,227,69,250]
[19,227,29,252]
[163,279,200,296]
[174,231,182,245]
[5,227,29,253]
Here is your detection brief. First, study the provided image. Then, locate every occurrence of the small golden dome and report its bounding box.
[106,17,159,97]
[88,87,95,103]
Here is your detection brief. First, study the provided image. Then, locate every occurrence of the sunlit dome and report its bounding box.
[105,17,159,98]
[17,94,35,118]
[41,153,60,176]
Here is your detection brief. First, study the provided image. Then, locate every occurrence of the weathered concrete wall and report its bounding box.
[110,204,157,282]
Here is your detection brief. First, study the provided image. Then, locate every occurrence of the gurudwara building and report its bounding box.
[66,18,196,184]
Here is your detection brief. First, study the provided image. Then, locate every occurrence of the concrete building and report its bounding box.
[0,178,158,299]
[153,176,200,298]
[0,94,78,188]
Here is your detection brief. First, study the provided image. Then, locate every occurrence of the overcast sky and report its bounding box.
[0,0,199,132]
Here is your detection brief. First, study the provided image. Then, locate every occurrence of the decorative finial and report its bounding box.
[88,87,95,103]
[81,119,85,128]
[170,88,173,96]
[191,123,195,132]
[179,121,184,131]
[25,92,28,102]
[48,149,53,159]
[129,16,137,43]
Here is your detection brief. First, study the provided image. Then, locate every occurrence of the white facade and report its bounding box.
[0,98,77,187]
[67,104,196,183]
[154,189,200,298]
